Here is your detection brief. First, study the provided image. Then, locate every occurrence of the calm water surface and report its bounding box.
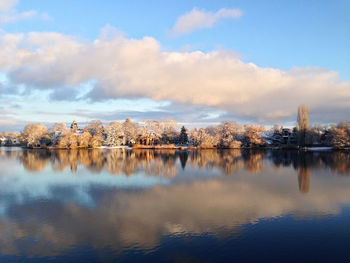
[0,147,350,262]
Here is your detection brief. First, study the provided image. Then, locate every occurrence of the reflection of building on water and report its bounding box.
[297,167,310,194]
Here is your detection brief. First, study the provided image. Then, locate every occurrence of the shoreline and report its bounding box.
[1,145,348,151]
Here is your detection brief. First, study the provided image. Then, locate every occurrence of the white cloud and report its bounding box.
[0,0,49,24]
[170,7,242,36]
[0,26,349,123]
[0,0,17,12]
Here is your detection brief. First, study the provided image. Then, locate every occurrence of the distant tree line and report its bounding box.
[1,105,349,149]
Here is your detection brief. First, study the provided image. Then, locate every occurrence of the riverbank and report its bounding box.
[3,144,349,152]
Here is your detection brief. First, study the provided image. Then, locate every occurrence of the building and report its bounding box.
[269,128,297,146]
[70,121,84,135]
[136,130,161,146]
[71,120,79,132]
[10,138,21,145]
[0,137,21,146]
[0,136,6,145]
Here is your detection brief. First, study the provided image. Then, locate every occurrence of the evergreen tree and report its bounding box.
[179,126,188,145]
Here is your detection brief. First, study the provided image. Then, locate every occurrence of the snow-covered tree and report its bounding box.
[22,124,48,147]
[160,118,178,143]
[123,118,138,145]
[198,127,220,148]
[220,121,243,148]
[327,126,349,149]
[104,121,124,146]
[144,120,162,139]
[78,131,92,147]
[50,122,67,133]
[49,122,68,141]
[305,124,327,145]
[89,135,102,148]
[85,120,104,137]
[189,128,200,146]
[337,122,350,135]
[243,125,265,147]
[67,133,78,148]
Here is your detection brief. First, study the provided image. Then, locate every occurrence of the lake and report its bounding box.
[0,147,350,262]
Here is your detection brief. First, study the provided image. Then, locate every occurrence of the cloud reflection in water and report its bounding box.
[0,148,349,258]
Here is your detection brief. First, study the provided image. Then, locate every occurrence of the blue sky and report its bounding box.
[0,0,349,131]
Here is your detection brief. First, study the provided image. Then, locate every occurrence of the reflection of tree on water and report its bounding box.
[0,148,23,159]
[6,148,262,177]
[295,151,311,194]
[2,150,350,257]
[1,148,349,181]
[268,150,350,175]
[327,151,350,175]
[241,150,266,173]
[133,150,178,177]
[1,169,350,258]
[269,150,350,193]
[297,167,310,194]
[189,149,246,175]
[179,151,188,170]
[20,149,51,172]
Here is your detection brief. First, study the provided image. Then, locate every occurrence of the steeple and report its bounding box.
[71,120,78,132]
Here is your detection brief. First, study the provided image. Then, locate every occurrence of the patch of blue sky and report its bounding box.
[5,0,348,80]
[0,0,348,128]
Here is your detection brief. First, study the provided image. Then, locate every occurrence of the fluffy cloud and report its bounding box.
[170,7,242,36]
[0,0,48,24]
[0,27,349,123]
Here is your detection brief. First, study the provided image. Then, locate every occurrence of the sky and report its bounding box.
[0,0,349,131]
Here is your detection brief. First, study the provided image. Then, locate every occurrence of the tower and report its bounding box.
[71,120,78,132]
